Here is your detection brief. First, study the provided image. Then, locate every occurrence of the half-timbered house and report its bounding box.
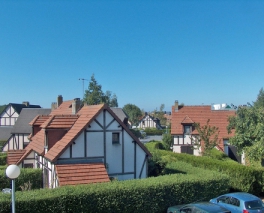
[8,98,151,188]
[2,108,51,153]
[170,101,241,162]
[137,114,163,130]
[0,102,41,126]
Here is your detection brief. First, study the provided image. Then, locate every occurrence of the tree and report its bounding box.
[254,87,264,108]
[162,132,173,150]
[192,119,220,156]
[122,104,142,126]
[152,104,167,126]
[102,91,118,107]
[83,74,118,107]
[227,106,264,162]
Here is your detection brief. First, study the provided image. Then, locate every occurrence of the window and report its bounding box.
[24,163,33,168]
[184,125,192,135]
[112,133,120,144]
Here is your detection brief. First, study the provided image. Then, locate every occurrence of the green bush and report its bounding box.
[207,148,232,161]
[144,128,163,135]
[0,167,229,213]
[0,168,42,191]
[129,129,141,138]
[0,140,6,152]
[146,145,264,195]
[0,152,7,165]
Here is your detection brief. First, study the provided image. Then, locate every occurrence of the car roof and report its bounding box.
[193,202,229,212]
[168,202,229,213]
[220,192,260,202]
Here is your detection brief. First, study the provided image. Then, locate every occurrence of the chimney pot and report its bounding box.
[72,98,81,114]
[175,100,178,112]
[57,95,63,107]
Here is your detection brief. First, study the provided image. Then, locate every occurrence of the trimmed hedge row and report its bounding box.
[144,128,164,135]
[149,146,264,195]
[0,168,42,191]
[0,153,7,166]
[0,164,229,213]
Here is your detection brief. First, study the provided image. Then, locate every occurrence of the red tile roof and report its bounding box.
[50,100,74,115]
[171,105,236,140]
[17,129,46,164]
[55,163,110,186]
[7,150,26,165]
[181,115,194,124]
[44,104,105,162]
[41,115,79,129]
[29,115,51,126]
[16,102,151,171]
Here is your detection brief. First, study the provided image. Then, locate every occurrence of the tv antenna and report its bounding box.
[79,78,88,98]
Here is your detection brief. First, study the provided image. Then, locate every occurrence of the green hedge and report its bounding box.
[0,168,42,191]
[0,140,6,150]
[0,165,229,213]
[0,153,7,166]
[144,128,164,135]
[147,145,264,195]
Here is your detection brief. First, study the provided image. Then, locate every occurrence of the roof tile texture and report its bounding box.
[44,105,105,162]
[171,106,236,140]
[7,150,26,165]
[55,163,110,186]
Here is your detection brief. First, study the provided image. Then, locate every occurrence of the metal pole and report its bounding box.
[11,179,15,213]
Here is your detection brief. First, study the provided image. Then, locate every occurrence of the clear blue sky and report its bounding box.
[1,0,263,112]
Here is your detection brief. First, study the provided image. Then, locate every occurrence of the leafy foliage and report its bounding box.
[0,164,229,213]
[192,119,220,156]
[0,152,7,165]
[0,168,42,191]
[122,103,141,125]
[254,87,264,108]
[227,106,264,162]
[144,127,163,135]
[151,104,167,126]
[0,105,7,114]
[83,74,118,107]
[145,142,264,195]
[162,132,173,150]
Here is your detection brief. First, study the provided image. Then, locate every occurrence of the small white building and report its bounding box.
[137,114,162,130]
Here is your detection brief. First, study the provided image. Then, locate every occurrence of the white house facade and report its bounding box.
[10,100,151,188]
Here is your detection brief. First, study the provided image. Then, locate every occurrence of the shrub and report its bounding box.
[144,128,163,135]
[0,153,7,165]
[0,168,42,191]
[153,148,264,195]
[0,167,229,213]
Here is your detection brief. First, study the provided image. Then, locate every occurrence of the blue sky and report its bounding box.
[1,1,264,112]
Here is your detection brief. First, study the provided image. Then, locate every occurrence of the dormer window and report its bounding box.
[184,125,192,135]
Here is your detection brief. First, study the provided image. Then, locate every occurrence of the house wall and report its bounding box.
[172,134,200,156]
[0,105,19,126]
[137,115,157,129]
[56,109,148,184]
[23,151,35,168]
[2,133,29,151]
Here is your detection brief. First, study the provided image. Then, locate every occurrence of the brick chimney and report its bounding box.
[72,98,81,114]
[174,100,178,112]
[57,95,63,107]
